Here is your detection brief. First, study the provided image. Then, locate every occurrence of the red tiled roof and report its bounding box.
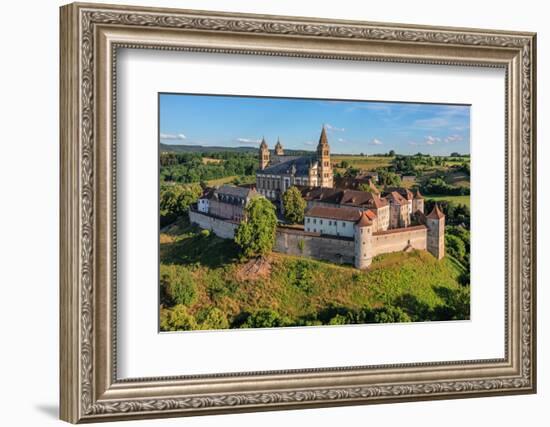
[365,209,377,220]
[305,205,362,222]
[302,187,388,209]
[356,211,373,227]
[388,191,408,204]
[385,187,414,200]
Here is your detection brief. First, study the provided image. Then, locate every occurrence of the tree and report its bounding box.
[234,197,277,258]
[446,234,466,263]
[344,167,360,178]
[159,182,202,226]
[377,170,401,187]
[282,186,306,224]
[388,149,396,157]
[358,182,380,193]
[241,309,289,328]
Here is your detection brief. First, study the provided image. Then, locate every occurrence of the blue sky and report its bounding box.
[159,93,470,155]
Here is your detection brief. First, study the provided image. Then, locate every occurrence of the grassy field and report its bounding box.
[425,194,470,207]
[201,157,223,165]
[160,218,469,330]
[205,175,237,186]
[332,155,393,171]
[206,174,256,186]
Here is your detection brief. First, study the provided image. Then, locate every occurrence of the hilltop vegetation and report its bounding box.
[158,149,471,332]
[160,218,469,331]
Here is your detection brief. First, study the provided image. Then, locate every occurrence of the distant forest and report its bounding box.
[160,151,257,184]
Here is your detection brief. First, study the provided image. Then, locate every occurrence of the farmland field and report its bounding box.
[332,155,393,171]
[425,194,470,207]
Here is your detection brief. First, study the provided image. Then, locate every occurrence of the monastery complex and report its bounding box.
[190,126,445,269]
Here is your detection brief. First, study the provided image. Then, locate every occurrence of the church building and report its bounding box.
[256,126,334,201]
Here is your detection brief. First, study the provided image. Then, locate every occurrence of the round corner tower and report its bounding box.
[354,212,374,269]
[426,203,445,260]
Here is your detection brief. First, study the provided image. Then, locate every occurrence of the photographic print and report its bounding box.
[159,94,471,332]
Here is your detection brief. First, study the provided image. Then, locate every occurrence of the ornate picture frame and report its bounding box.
[60,2,536,423]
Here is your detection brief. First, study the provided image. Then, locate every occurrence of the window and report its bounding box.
[307,218,310,223]
[342,222,346,227]
[313,219,317,224]
[320,220,323,225]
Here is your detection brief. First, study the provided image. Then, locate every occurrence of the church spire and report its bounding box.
[274,137,284,156]
[259,137,269,170]
[318,125,328,146]
[316,125,333,188]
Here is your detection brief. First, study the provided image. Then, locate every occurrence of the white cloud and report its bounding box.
[370,138,383,145]
[236,137,261,145]
[338,138,345,143]
[444,134,463,143]
[160,132,186,140]
[425,135,441,145]
[325,123,345,132]
[303,141,315,146]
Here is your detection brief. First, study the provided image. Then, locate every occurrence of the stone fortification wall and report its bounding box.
[371,225,427,257]
[189,210,238,239]
[275,228,355,265]
[190,210,433,267]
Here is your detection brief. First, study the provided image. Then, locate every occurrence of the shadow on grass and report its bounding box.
[393,293,433,322]
[160,227,240,269]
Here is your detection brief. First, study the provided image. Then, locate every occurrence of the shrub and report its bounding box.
[160,305,197,331]
[160,264,197,306]
[446,234,466,263]
[328,314,348,325]
[293,261,315,294]
[370,306,411,323]
[197,307,229,330]
[205,272,228,302]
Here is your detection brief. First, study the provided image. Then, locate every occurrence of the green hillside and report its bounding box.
[160,219,469,331]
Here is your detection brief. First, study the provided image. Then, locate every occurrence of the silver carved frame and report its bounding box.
[59,2,537,423]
